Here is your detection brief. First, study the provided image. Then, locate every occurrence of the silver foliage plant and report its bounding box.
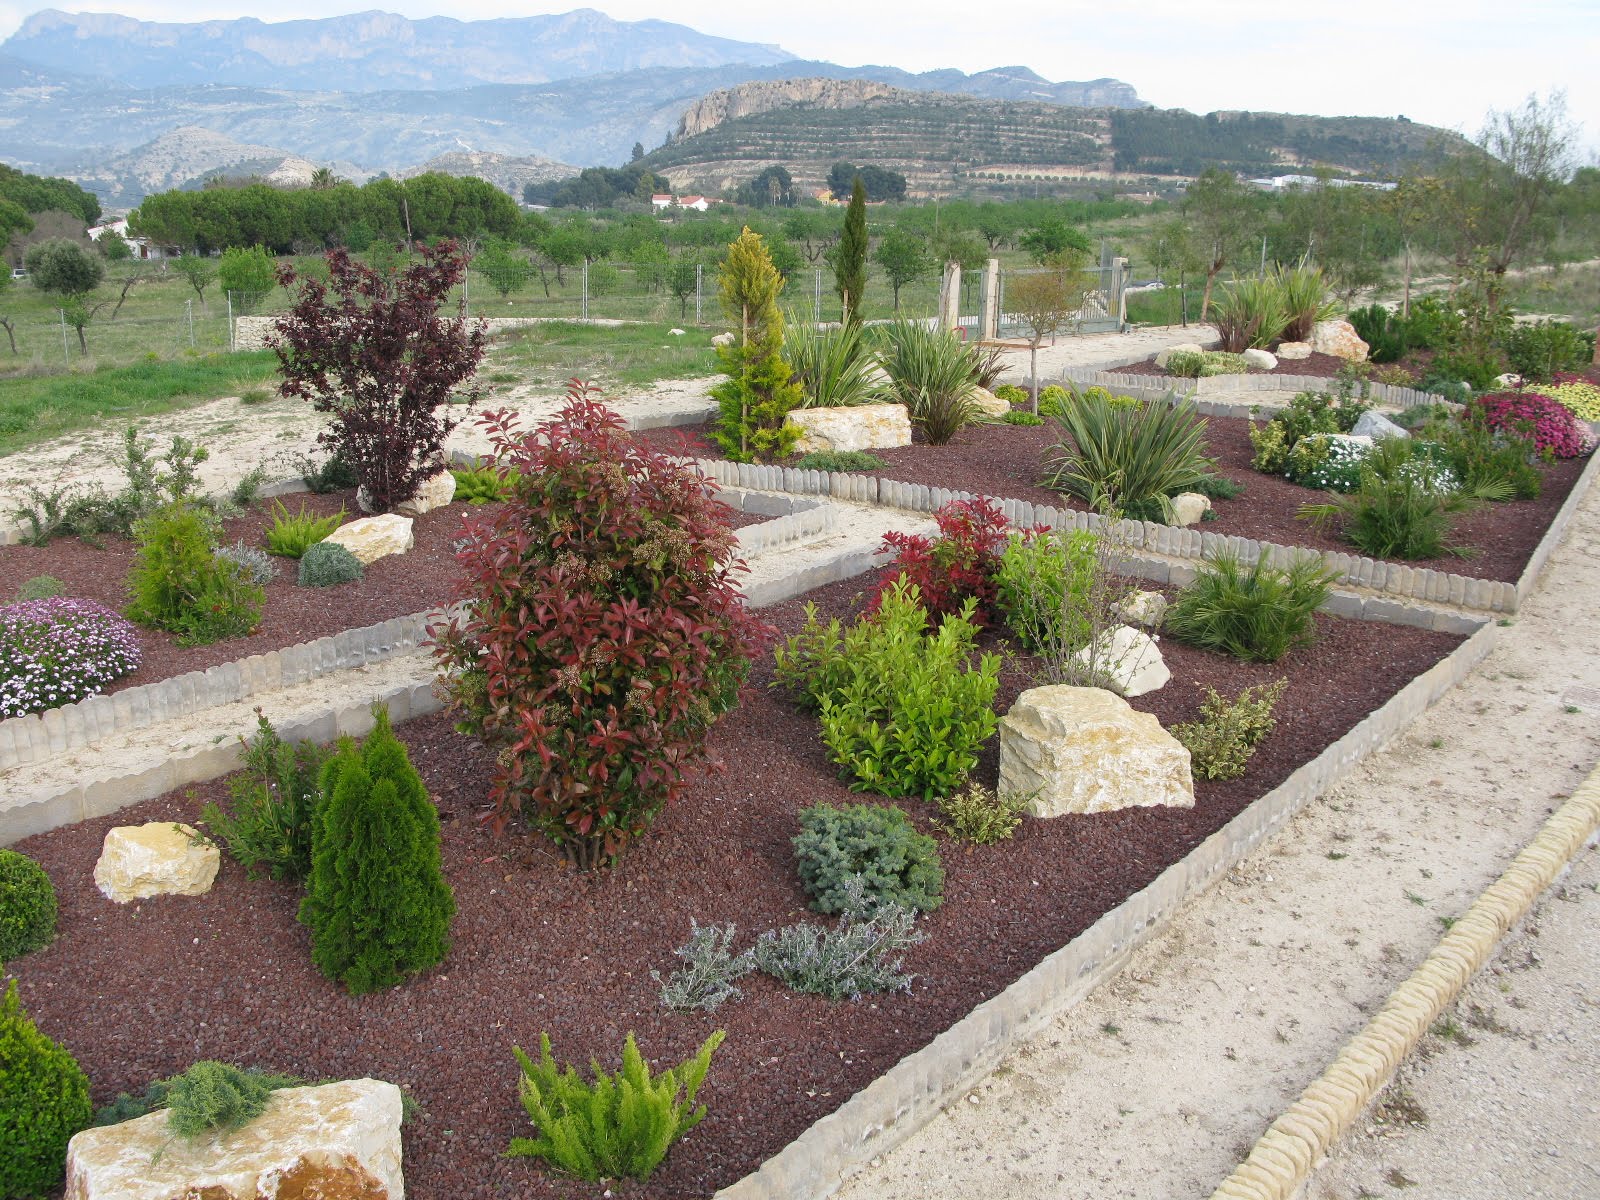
[751,878,923,1002]
[653,920,755,1013]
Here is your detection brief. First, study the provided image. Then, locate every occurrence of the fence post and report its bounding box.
[227,291,235,352]
[695,263,703,325]
[981,258,1000,341]
[581,261,588,321]
[59,308,69,366]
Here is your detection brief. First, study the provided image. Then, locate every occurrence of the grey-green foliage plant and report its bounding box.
[0,849,58,963]
[772,578,1000,800]
[793,802,944,915]
[793,450,886,473]
[786,319,882,408]
[297,540,363,587]
[201,710,330,882]
[932,780,1028,845]
[752,881,922,1000]
[872,319,981,445]
[1043,387,1215,522]
[1163,350,1250,378]
[507,1030,724,1182]
[1172,679,1287,781]
[1164,550,1338,663]
[652,921,755,1012]
[12,576,65,603]
[215,540,278,586]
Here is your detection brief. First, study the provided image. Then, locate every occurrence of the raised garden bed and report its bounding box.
[1107,350,1359,381]
[635,415,1589,584]
[8,570,1465,1199]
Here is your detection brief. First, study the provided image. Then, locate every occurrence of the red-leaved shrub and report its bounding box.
[432,382,771,867]
[871,497,1013,624]
[1468,391,1591,460]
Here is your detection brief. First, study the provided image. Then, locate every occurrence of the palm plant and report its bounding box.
[1042,387,1215,522]
[785,319,883,409]
[873,320,980,445]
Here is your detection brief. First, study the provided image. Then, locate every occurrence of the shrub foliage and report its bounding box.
[0,850,57,964]
[125,504,263,647]
[201,710,330,882]
[1164,550,1336,663]
[793,802,944,915]
[0,979,92,1200]
[872,497,1010,625]
[1172,679,1287,781]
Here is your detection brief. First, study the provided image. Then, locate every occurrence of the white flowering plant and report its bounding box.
[0,597,142,719]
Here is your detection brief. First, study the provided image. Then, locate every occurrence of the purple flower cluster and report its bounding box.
[1471,391,1592,459]
[0,597,142,719]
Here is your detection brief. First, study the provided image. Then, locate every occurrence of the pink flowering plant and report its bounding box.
[0,597,142,719]
[1468,391,1592,459]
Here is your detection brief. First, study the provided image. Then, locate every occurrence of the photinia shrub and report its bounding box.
[1468,391,1591,459]
[432,382,772,867]
[273,241,487,513]
[871,496,1012,625]
[0,597,141,719]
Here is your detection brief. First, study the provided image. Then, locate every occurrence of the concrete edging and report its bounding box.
[1210,757,1600,1200]
[715,618,1501,1200]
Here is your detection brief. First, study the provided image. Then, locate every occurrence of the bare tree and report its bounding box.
[1006,253,1093,412]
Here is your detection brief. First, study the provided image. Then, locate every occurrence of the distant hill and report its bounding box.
[642,89,1467,198]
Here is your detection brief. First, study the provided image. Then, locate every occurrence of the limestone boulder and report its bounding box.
[1351,410,1410,441]
[998,685,1194,817]
[1310,319,1370,363]
[967,385,1012,419]
[1495,372,1524,389]
[94,823,219,903]
[711,331,736,348]
[1168,491,1212,528]
[1275,341,1313,361]
[396,470,456,517]
[668,327,686,336]
[324,514,414,565]
[64,1078,404,1199]
[1154,342,1205,369]
[1070,624,1170,697]
[1242,347,1278,370]
[1114,589,1168,629]
[788,403,912,453]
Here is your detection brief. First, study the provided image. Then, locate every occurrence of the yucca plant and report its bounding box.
[873,319,980,445]
[1164,549,1337,663]
[785,319,883,408]
[1210,276,1286,352]
[1042,387,1215,522]
[1276,262,1337,343]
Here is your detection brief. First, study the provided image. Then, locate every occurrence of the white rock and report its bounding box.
[998,685,1194,817]
[1070,624,1170,697]
[1310,319,1370,363]
[1115,589,1168,629]
[787,403,912,453]
[1327,433,1375,452]
[1495,372,1524,389]
[65,1078,404,1200]
[668,328,686,336]
[1154,342,1205,369]
[1242,347,1278,370]
[94,823,219,903]
[967,385,1011,419]
[323,514,414,565]
[1275,340,1313,360]
[1168,491,1212,527]
[393,470,457,517]
[1350,410,1410,441]
[711,331,736,348]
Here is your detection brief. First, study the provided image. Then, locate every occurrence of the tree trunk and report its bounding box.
[76,325,88,353]
[1030,344,1040,414]
[0,317,15,354]
[1200,266,1220,321]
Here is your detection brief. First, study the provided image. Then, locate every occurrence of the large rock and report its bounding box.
[711,331,736,348]
[94,823,219,903]
[1275,341,1313,361]
[1494,372,1524,389]
[787,403,912,453]
[396,470,456,517]
[1154,342,1205,369]
[1070,624,1170,697]
[998,685,1194,817]
[1351,410,1410,441]
[1114,589,1168,629]
[1168,491,1211,527]
[324,514,414,565]
[1310,319,1370,363]
[1242,347,1278,370]
[65,1078,404,1199]
[967,385,1011,419]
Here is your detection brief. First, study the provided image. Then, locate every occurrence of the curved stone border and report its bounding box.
[1058,365,1448,410]
[714,619,1501,1200]
[1209,757,1600,1200]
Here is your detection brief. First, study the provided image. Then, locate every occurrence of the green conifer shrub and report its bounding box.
[0,979,92,1199]
[0,851,57,964]
[793,802,944,915]
[710,228,805,462]
[125,503,263,646]
[297,706,454,994]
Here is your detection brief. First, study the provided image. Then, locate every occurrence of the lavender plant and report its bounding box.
[753,880,923,1000]
[652,921,756,1012]
[0,597,141,719]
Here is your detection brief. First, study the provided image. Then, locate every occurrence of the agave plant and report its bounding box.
[1042,386,1215,522]
[785,319,884,409]
[873,319,980,445]
[1276,262,1337,343]
[1210,276,1286,352]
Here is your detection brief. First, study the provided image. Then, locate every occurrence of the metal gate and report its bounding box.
[995,240,1127,339]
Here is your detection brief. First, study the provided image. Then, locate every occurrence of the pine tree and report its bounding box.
[298,706,454,994]
[710,227,804,462]
[833,177,868,327]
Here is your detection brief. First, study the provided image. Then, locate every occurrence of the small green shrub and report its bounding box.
[1165,350,1250,378]
[0,978,92,1199]
[1502,320,1592,383]
[994,528,1097,656]
[993,383,1029,405]
[793,450,887,473]
[296,540,363,588]
[1164,550,1337,663]
[449,463,511,504]
[264,500,344,558]
[126,504,263,647]
[1043,388,1214,521]
[507,1030,724,1182]
[296,450,360,494]
[773,579,1000,800]
[932,780,1028,844]
[201,711,330,882]
[0,850,57,963]
[1001,410,1045,426]
[12,576,65,602]
[1172,679,1287,781]
[793,802,944,915]
[1399,296,1462,352]
[214,540,279,586]
[1190,473,1245,501]
[1036,384,1071,415]
[1163,350,1208,378]
[652,922,755,1013]
[1432,348,1505,392]
[163,1062,302,1140]
[1249,388,1370,474]
[1347,304,1406,364]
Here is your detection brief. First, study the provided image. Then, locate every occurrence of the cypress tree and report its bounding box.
[298,706,454,994]
[710,227,804,462]
[834,177,868,327]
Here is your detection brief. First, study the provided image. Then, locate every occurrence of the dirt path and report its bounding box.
[833,460,1600,1198]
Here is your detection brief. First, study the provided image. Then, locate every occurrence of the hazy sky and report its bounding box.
[2,1,1595,157]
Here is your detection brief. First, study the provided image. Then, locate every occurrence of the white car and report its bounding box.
[8,268,25,280]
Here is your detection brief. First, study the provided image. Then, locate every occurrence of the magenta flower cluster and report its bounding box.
[1470,391,1592,460]
[0,597,142,719]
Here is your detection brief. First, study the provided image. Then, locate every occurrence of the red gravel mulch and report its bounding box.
[634,417,1587,584]
[10,572,1464,1199]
